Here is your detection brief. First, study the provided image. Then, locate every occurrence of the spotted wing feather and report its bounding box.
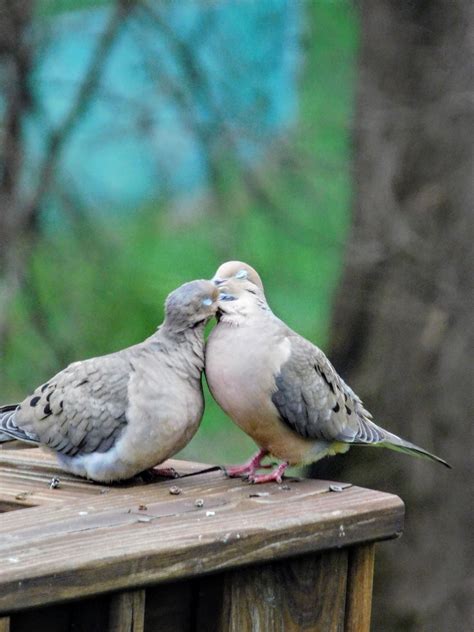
[11,352,132,456]
[272,334,382,445]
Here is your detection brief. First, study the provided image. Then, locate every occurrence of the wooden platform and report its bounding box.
[0,447,404,631]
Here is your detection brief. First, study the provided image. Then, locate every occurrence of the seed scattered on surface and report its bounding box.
[15,491,32,501]
[249,492,270,498]
[205,510,215,517]
[138,504,148,511]
[169,486,182,495]
[49,477,60,489]
[137,516,151,523]
[194,498,204,507]
[329,484,344,493]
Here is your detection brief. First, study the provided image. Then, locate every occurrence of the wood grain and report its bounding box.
[0,448,404,614]
[198,551,348,632]
[108,590,145,632]
[0,617,10,632]
[344,544,375,632]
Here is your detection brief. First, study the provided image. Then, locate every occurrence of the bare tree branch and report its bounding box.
[0,0,134,359]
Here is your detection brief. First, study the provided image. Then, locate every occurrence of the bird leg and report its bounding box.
[248,461,289,484]
[225,449,269,478]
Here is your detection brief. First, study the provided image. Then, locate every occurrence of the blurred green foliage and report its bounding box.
[3,1,357,465]
[37,0,111,17]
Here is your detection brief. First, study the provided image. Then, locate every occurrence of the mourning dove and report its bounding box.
[0,280,219,482]
[206,263,450,483]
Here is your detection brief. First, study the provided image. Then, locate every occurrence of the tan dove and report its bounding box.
[0,280,219,482]
[206,262,450,483]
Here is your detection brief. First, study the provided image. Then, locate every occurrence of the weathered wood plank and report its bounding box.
[198,551,348,632]
[344,544,375,632]
[144,581,195,632]
[108,589,145,632]
[0,447,214,508]
[0,449,404,614]
[0,617,10,632]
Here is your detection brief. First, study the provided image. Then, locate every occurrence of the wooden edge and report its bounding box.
[0,497,403,614]
[344,543,375,632]
[108,589,145,632]
[0,447,214,478]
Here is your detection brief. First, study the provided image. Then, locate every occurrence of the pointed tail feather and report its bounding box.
[376,428,451,468]
[353,418,451,468]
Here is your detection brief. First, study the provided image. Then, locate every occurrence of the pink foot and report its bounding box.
[248,462,289,484]
[225,449,269,479]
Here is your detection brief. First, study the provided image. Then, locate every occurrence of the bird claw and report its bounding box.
[225,464,256,478]
[248,472,282,484]
[224,448,270,479]
[247,462,289,485]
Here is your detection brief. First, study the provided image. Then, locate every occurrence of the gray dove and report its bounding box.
[0,280,219,482]
[206,262,450,483]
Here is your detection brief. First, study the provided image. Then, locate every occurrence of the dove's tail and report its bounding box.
[375,427,451,468]
[0,404,23,443]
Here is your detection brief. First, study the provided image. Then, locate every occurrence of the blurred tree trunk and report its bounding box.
[314,1,474,630]
[0,1,130,365]
[0,0,34,347]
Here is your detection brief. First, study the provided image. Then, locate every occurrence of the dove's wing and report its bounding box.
[271,333,449,466]
[271,333,379,444]
[7,352,133,456]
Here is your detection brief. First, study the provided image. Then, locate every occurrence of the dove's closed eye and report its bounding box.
[219,293,237,301]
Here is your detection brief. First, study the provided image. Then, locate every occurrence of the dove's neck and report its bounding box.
[217,303,273,328]
[147,323,206,377]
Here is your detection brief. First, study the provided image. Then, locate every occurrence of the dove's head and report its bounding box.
[164,280,219,333]
[212,261,264,291]
[216,277,270,325]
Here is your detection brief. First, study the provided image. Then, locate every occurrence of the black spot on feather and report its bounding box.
[321,371,335,393]
[332,402,340,413]
[30,396,40,407]
[345,405,351,415]
[41,383,49,392]
[43,404,52,416]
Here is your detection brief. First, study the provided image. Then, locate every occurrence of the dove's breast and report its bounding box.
[121,353,204,464]
[206,324,315,464]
